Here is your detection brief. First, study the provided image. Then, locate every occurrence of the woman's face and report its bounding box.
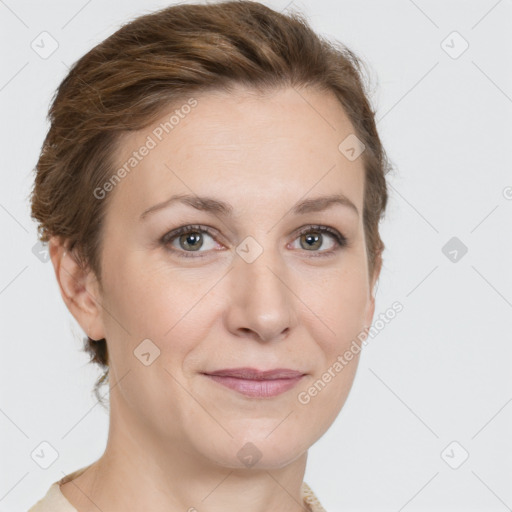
[87,85,377,469]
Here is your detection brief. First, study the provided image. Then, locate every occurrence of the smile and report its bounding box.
[202,369,305,398]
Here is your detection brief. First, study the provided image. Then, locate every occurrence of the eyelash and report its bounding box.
[160,224,348,259]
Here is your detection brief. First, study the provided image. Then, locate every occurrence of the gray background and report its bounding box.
[1,1,511,511]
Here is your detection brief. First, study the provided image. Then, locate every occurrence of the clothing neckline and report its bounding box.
[46,464,326,512]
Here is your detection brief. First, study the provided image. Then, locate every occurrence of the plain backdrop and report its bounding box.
[1,1,511,511]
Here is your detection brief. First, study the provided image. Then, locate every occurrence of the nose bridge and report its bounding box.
[227,233,296,340]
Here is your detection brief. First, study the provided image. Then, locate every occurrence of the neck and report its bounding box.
[60,391,309,512]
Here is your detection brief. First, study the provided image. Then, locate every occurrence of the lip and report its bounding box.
[203,367,306,398]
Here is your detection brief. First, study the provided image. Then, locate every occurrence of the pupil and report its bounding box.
[182,232,202,251]
[303,233,320,250]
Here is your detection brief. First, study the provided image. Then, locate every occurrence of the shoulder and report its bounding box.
[27,481,76,512]
[301,481,328,512]
[27,464,92,512]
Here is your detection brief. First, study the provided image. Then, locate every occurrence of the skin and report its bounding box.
[50,84,380,512]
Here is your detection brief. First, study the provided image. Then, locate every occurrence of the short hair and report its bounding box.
[30,0,391,402]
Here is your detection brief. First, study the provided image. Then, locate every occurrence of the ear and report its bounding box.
[48,236,106,341]
[364,253,382,336]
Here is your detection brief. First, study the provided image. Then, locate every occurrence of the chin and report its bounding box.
[193,428,312,471]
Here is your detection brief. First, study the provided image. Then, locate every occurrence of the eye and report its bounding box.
[161,224,219,259]
[161,224,348,259]
[290,225,348,257]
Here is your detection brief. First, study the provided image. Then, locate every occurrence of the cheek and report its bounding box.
[100,253,216,364]
[98,252,176,348]
[293,270,367,424]
[297,264,370,349]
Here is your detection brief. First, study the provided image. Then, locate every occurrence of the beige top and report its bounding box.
[28,464,327,512]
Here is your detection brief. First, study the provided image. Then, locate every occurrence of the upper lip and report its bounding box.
[204,367,305,380]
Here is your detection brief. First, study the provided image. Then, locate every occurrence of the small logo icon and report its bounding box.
[442,236,468,263]
[440,440,469,469]
[32,241,50,262]
[338,134,366,161]
[31,31,59,59]
[441,31,469,60]
[503,186,512,200]
[133,338,161,366]
[236,236,263,263]
[237,442,263,468]
[31,441,59,469]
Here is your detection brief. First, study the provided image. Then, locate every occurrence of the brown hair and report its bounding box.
[30,0,391,403]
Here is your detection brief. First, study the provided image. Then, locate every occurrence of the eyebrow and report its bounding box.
[139,192,359,221]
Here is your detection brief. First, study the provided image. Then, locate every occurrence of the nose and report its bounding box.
[224,244,298,343]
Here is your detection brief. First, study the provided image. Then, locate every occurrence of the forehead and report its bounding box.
[109,85,365,220]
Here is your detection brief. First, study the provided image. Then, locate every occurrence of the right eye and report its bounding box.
[160,224,221,258]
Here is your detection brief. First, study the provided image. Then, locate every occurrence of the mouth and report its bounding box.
[202,367,306,398]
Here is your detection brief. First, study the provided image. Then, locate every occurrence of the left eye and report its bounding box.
[161,224,347,259]
[291,226,344,254]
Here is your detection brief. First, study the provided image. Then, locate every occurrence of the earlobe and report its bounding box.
[364,254,382,336]
[48,236,106,341]
[364,291,376,338]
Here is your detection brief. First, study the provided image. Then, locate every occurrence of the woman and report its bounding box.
[28,1,390,511]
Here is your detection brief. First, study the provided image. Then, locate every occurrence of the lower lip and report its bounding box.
[204,374,304,398]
